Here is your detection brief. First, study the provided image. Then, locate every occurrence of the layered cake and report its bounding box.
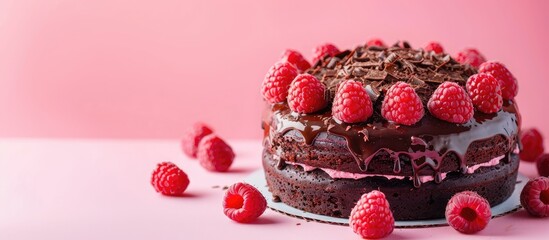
[260,41,520,220]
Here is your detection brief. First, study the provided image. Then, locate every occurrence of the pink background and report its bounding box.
[1,0,548,139]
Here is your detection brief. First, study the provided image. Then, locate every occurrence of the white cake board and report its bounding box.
[243,170,527,228]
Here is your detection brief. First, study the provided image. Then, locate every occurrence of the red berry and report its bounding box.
[151,162,190,196]
[537,154,549,177]
[223,182,267,223]
[455,48,486,68]
[466,73,503,114]
[478,61,518,100]
[261,62,299,104]
[520,177,549,217]
[428,81,474,124]
[281,49,311,73]
[312,43,340,64]
[287,74,326,113]
[424,41,444,54]
[445,191,491,234]
[520,128,544,162]
[349,190,394,239]
[332,80,373,123]
[381,82,424,125]
[181,122,214,158]
[197,135,235,172]
[366,38,386,47]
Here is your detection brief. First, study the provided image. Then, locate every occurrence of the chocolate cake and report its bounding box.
[261,42,520,220]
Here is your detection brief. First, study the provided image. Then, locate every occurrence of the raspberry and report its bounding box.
[197,135,235,172]
[445,191,491,234]
[424,41,444,54]
[455,48,486,68]
[312,43,340,64]
[537,154,549,177]
[466,73,503,114]
[520,128,544,162]
[428,82,474,124]
[151,162,190,196]
[287,74,326,113]
[349,190,394,239]
[520,177,549,217]
[281,49,311,73]
[181,122,213,158]
[223,182,267,223]
[261,62,299,104]
[381,82,424,125]
[366,38,386,47]
[478,61,518,100]
[332,80,373,123]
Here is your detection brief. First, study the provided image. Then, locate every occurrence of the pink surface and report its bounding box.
[1,0,549,139]
[0,139,547,240]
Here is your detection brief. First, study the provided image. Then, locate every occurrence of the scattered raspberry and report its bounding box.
[428,81,474,124]
[287,74,326,113]
[261,62,299,104]
[424,41,444,54]
[537,154,549,177]
[332,80,373,123]
[445,191,491,234]
[466,73,503,114]
[312,43,340,64]
[223,182,267,223]
[519,128,544,162]
[455,48,486,68]
[197,135,235,172]
[151,162,190,196]
[349,190,394,239]
[366,38,386,47]
[478,61,518,100]
[520,177,549,217]
[181,122,214,158]
[281,49,311,73]
[381,82,424,125]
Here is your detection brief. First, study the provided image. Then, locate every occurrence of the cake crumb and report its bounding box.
[222,186,229,190]
[296,223,301,226]
[211,185,220,189]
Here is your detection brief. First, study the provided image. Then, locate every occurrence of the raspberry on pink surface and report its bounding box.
[312,43,340,64]
[428,81,474,124]
[261,61,299,104]
[466,73,503,114]
[332,80,373,123]
[181,122,213,158]
[197,134,235,172]
[520,177,549,217]
[151,162,190,196]
[478,61,518,100]
[287,74,326,113]
[381,81,424,125]
[223,182,267,223]
[445,191,491,234]
[537,154,549,177]
[455,48,486,68]
[349,190,394,239]
[519,128,544,162]
[366,38,386,47]
[424,41,444,54]
[281,49,311,73]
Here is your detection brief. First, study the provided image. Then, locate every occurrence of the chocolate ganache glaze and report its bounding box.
[262,42,520,188]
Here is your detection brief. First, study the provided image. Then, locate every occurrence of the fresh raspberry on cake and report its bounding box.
[428,81,474,124]
[261,61,299,104]
[537,154,549,177]
[287,74,326,113]
[520,177,549,217]
[197,134,235,172]
[478,61,518,100]
[424,41,444,54]
[312,43,340,64]
[181,122,214,158]
[519,128,544,162]
[151,162,190,196]
[366,38,386,47]
[332,80,373,123]
[381,81,424,125]
[455,48,486,68]
[466,73,503,114]
[281,49,311,73]
[349,190,394,239]
[223,182,267,223]
[445,191,491,234]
